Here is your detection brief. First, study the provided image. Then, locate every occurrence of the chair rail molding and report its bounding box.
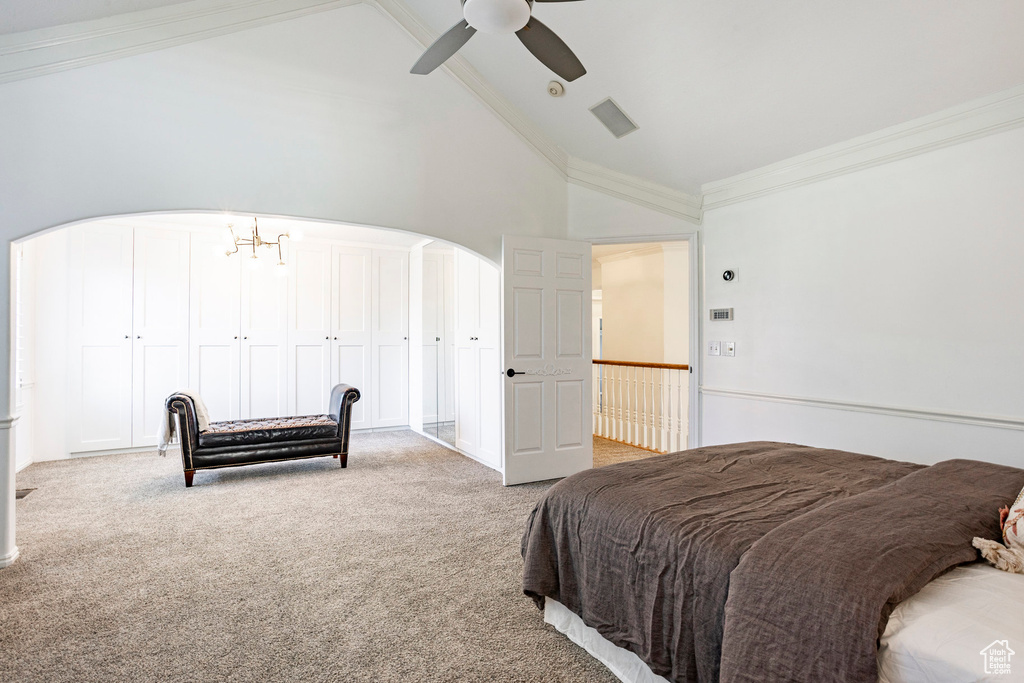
[701,84,1024,210]
[0,0,362,85]
[701,386,1024,432]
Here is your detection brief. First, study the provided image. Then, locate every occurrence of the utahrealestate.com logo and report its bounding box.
[981,640,1015,675]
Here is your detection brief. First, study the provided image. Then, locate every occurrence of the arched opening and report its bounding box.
[6,210,502,519]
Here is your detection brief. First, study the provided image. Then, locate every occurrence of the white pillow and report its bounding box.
[973,487,1024,573]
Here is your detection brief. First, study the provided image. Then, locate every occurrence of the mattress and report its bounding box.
[545,563,1024,683]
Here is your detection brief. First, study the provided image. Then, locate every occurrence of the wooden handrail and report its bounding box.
[593,359,689,371]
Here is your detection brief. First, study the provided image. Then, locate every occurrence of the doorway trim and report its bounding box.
[587,231,702,450]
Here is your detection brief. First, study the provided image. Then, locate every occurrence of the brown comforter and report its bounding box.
[521,442,1023,683]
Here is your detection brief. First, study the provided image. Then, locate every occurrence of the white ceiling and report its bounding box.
[0,0,194,34]
[402,0,1024,193]
[4,1,1024,195]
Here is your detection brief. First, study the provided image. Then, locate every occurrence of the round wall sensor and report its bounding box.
[548,81,565,97]
[723,270,736,282]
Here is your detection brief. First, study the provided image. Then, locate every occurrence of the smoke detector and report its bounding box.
[548,81,565,97]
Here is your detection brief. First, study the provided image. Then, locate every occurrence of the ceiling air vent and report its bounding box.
[590,98,639,138]
[710,308,734,321]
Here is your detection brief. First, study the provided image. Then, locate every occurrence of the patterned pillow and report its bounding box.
[973,487,1024,573]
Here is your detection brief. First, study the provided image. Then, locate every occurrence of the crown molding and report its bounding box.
[0,0,361,85]
[367,0,569,176]
[567,158,703,225]
[702,84,1024,210]
[701,386,1024,432]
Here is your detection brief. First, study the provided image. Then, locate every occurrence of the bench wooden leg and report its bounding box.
[339,453,348,469]
[184,470,195,488]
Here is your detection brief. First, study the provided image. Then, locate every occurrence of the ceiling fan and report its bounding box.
[411,0,587,82]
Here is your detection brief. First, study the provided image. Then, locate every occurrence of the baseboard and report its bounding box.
[0,546,20,568]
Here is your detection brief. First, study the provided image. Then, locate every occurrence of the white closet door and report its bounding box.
[240,259,288,419]
[288,242,332,416]
[452,250,501,469]
[132,228,191,446]
[189,232,240,422]
[371,249,409,428]
[68,225,134,452]
[422,252,443,425]
[331,246,372,430]
[454,251,480,454]
[442,252,456,423]
[476,260,502,467]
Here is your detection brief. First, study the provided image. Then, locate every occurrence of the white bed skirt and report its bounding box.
[544,599,670,683]
[545,563,1024,683]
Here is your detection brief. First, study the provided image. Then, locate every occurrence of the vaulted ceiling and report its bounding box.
[4,0,1024,195]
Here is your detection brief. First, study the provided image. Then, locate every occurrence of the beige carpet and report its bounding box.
[593,436,658,467]
[1,432,638,682]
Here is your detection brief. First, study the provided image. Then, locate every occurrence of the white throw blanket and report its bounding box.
[157,389,212,455]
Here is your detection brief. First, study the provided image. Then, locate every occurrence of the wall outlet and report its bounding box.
[723,341,736,357]
[708,341,721,356]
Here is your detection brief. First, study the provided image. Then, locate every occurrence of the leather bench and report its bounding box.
[166,384,360,487]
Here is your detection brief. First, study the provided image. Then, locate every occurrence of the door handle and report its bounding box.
[506,369,525,378]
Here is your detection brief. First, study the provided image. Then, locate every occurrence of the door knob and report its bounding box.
[124,335,129,339]
[234,336,238,339]
[506,369,525,377]
[136,335,141,339]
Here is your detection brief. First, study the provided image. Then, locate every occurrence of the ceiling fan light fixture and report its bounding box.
[463,0,531,35]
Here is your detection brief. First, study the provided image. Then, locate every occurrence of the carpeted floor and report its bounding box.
[1,432,653,682]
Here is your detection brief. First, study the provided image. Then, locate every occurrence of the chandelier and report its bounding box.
[225,218,289,267]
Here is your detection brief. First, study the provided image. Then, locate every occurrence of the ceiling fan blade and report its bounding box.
[515,17,586,82]
[411,20,477,75]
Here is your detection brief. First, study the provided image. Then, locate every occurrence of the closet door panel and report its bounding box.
[335,344,369,429]
[241,262,287,419]
[68,225,134,452]
[371,250,409,428]
[245,344,285,419]
[132,228,190,446]
[332,246,372,430]
[422,253,442,424]
[288,243,331,415]
[189,233,241,422]
[453,250,479,453]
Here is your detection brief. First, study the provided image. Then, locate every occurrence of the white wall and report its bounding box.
[568,184,698,241]
[663,244,689,365]
[700,125,1024,466]
[601,250,665,363]
[30,231,68,462]
[0,4,568,263]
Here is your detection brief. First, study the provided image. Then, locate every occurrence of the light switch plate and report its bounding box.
[724,341,736,357]
[708,341,721,356]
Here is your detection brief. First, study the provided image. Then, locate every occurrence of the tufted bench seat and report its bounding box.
[166,384,360,488]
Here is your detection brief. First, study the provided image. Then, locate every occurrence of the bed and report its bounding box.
[521,442,1024,683]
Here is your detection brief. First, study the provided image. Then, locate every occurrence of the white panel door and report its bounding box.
[442,252,456,422]
[132,228,191,446]
[422,252,443,424]
[371,249,409,428]
[240,259,288,419]
[502,236,593,485]
[452,250,501,469]
[67,225,134,452]
[288,242,332,416]
[189,232,240,422]
[454,251,479,454]
[331,246,372,430]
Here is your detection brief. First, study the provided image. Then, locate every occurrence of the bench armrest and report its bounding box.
[166,393,201,470]
[329,384,361,452]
